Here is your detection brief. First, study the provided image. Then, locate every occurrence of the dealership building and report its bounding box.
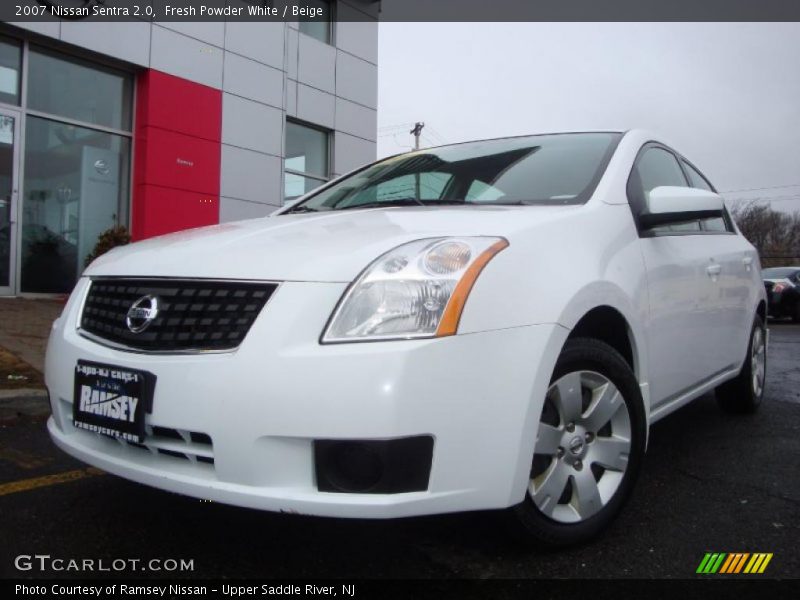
[0,1,378,295]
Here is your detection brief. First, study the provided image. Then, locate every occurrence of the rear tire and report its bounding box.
[716,315,766,414]
[792,301,800,324]
[509,338,646,548]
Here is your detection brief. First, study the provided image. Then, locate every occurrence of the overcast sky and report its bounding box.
[376,23,800,210]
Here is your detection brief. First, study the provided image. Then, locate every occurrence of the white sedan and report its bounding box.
[46,130,767,546]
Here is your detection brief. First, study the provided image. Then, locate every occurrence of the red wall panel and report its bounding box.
[133,185,219,239]
[132,70,222,241]
[135,69,221,142]
[134,127,221,195]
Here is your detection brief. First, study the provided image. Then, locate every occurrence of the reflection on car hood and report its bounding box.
[85,205,577,282]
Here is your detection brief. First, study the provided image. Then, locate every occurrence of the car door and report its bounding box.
[628,145,725,409]
[679,158,757,369]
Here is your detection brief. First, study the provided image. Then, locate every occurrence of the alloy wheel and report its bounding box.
[529,370,631,524]
[751,326,766,398]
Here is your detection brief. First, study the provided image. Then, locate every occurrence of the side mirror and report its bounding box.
[640,186,725,229]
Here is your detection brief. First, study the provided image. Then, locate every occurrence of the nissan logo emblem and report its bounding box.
[94,159,110,175]
[126,295,159,333]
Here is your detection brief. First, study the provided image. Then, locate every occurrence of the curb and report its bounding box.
[0,388,51,420]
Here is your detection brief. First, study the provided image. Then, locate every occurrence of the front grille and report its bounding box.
[115,426,214,466]
[80,278,277,352]
[61,397,215,467]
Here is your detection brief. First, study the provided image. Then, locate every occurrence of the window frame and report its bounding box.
[626,142,735,237]
[0,34,22,107]
[284,119,332,202]
[26,43,134,134]
[296,0,335,46]
[0,28,136,295]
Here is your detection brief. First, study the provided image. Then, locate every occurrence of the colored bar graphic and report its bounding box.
[697,553,728,573]
[733,553,750,573]
[696,553,713,574]
[758,554,773,573]
[697,552,773,575]
[745,554,761,573]
[710,553,726,573]
[719,554,736,574]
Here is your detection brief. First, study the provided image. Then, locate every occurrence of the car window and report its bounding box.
[763,267,797,279]
[701,217,728,232]
[287,132,622,212]
[678,160,733,233]
[630,147,699,233]
[342,172,454,206]
[465,179,505,202]
[635,147,688,193]
[682,160,714,191]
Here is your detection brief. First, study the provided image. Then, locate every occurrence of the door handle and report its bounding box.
[706,263,722,277]
[742,256,753,271]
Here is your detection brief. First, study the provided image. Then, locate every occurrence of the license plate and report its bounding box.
[73,360,156,443]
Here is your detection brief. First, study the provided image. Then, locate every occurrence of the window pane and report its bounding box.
[466,179,505,202]
[636,148,687,193]
[27,47,132,130]
[336,172,452,207]
[285,172,325,201]
[702,217,727,232]
[21,117,130,293]
[0,37,21,106]
[0,115,14,287]
[298,1,332,44]
[374,173,451,201]
[286,122,328,177]
[295,132,620,211]
[682,160,713,191]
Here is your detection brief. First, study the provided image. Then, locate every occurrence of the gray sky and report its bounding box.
[376,23,800,210]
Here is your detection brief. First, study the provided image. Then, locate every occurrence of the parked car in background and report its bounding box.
[46,130,767,547]
[763,266,800,322]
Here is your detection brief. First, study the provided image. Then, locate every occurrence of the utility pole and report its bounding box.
[410,122,425,150]
[409,122,425,203]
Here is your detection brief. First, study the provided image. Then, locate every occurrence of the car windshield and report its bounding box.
[763,267,798,279]
[284,132,622,213]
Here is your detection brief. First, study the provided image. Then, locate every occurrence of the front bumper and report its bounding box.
[46,279,566,518]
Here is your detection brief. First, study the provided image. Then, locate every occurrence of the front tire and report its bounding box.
[716,315,767,414]
[510,338,646,548]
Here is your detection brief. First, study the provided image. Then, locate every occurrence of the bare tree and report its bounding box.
[729,201,800,267]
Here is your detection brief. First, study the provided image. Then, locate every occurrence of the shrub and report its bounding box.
[84,225,131,267]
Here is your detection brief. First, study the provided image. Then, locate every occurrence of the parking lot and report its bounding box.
[0,323,798,580]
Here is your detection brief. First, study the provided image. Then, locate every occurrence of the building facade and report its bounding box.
[0,1,378,295]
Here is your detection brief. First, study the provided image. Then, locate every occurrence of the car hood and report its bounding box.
[86,205,577,282]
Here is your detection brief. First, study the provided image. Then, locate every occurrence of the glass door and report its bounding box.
[0,109,20,296]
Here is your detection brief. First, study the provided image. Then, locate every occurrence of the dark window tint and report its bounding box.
[21,116,131,293]
[635,147,687,193]
[0,37,21,106]
[284,121,329,201]
[682,160,713,191]
[298,1,332,44]
[288,132,621,212]
[27,47,132,130]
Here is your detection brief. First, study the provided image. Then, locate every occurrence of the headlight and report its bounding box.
[322,237,509,343]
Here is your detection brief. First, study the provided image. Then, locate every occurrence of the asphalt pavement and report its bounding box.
[1,323,798,580]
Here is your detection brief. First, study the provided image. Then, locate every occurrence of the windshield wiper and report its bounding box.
[336,199,425,211]
[335,199,472,211]
[284,205,321,214]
